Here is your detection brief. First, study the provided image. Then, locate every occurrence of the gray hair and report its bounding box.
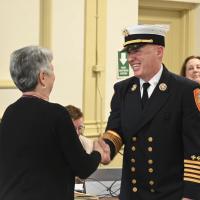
[10,45,53,92]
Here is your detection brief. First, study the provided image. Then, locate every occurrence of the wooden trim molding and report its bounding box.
[139,0,197,10]
[84,120,107,137]
[83,0,107,137]
[0,80,16,89]
[40,0,52,48]
[139,0,198,63]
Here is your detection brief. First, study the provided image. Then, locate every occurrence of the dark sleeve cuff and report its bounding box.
[184,182,200,199]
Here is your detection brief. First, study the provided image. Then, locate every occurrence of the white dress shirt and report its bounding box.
[140,65,163,98]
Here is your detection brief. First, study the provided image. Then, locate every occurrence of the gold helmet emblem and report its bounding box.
[122,28,129,37]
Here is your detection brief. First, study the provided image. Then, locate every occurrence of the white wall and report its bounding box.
[50,0,84,109]
[1,0,200,119]
[0,0,40,117]
[0,0,85,118]
[105,0,138,119]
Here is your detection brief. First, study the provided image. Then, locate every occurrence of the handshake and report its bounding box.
[93,139,111,165]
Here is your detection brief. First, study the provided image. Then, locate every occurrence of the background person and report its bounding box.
[180,55,200,84]
[65,105,93,154]
[0,45,110,200]
[99,25,200,200]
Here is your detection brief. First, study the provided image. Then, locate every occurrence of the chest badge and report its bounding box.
[159,83,167,91]
[131,84,137,91]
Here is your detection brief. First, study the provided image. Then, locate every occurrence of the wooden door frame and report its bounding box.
[139,0,198,59]
[83,0,107,137]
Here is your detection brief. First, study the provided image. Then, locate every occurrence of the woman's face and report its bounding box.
[185,58,200,83]
[45,64,55,94]
[72,117,84,136]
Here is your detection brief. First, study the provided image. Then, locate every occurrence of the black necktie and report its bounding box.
[141,82,150,109]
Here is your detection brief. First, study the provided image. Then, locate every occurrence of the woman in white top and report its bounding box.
[65,105,94,154]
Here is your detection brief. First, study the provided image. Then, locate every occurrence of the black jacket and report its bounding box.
[0,97,101,200]
[104,66,200,200]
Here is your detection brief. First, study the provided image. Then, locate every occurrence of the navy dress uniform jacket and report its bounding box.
[103,66,200,200]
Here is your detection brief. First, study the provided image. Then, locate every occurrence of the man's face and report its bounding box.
[127,44,163,81]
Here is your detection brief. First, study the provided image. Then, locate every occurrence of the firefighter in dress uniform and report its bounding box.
[101,24,200,200]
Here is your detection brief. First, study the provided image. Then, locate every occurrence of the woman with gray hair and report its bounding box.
[0,45,110,200]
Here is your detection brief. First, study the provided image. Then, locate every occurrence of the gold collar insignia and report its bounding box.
[159,83,167,91]
[122,28,129,37]
[131,84,137,91]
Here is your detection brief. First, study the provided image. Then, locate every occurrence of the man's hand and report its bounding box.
[182,198,192,200]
